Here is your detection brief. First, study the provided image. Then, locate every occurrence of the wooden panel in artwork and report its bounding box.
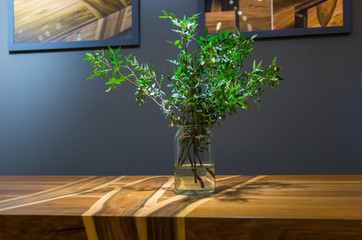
[205,0,271,33]
[308,0,343,28]
[53,6,132,42]
[273,7,296,30]
[13,0,131,43]
[0,175,362,239]
[206,0,346,34]
[80,0,131,19]
[205,11,236,33]
[273,0,343,29]
[273,0,321,14]
[237,0,271,32]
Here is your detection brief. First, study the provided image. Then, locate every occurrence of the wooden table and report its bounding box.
[0,175,362,240]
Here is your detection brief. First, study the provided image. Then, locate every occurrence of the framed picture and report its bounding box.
[203,0,351,38]
[8,0,139,52]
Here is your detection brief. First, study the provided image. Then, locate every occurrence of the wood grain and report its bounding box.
[206,0,344,32]
[53,6,132,42]
[205,0,271,33]
[317,0,337,25]
[0,175,361,240]
[237,0,271,32]
[308,0,343,27]
[13,0,131,43]
[273,7,296,30]
[205,11,236,33]
[80,0,131,19]
[273,0,325,14]
[273,0,343,29]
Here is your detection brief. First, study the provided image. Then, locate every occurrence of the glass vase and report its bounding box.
[174,125,215,195]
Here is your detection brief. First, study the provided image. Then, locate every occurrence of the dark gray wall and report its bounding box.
[0,0,361,175]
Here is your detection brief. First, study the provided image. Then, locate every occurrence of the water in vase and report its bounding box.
[174,164,215,195]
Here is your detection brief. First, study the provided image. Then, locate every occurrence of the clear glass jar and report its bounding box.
[174,125,215,195]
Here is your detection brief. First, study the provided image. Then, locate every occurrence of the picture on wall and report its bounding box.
[204,0,350,38]
[8,0,139,52]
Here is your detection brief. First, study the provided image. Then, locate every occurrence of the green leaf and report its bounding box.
[224,29,230,37]
[218,31,223,40]
[101,70,109,78]
[197,40,205,46]
[105,86,112,93]
[159,10,168,18]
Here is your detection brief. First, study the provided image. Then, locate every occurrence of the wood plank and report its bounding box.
[273,7,296,30]
[0,175,361,240]
[205,0,271,33]
[14,0,96,43]
[53,6,132,42]
[308,0,343,27]
[0,176,121,212]
[185,218,362,240]
[95,6,132,40]
[0,197,99,216]
[237,0,271,32]
[80,0,131,19]
[273,0,322,14]
[0,175,87,182]
[295,0,328,13]
[13,0,131,43]
[205,11,236,33]
[273,0,331,29]
[0,215,87,240]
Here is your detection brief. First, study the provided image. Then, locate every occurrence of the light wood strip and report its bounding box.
[134,177,175,240]
[173,175,266,240]
[134,176,243,217]
[82,176,172,240]
[176,217,186,240]
[120,0,129,7]
[136,177,175,212]
[83,215,99,240]
[0,176,93,204]
[177,175,266,218]
[82,187,124,240]
[0,176,119,212]
[83,176,167,216]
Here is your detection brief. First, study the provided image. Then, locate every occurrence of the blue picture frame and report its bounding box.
[8,0,139,52]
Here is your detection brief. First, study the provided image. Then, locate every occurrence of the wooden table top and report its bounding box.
[0,175,362,240]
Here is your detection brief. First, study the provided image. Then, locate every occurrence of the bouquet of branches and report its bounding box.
[85,11,282,189]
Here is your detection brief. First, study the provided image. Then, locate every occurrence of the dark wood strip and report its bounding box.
[0,215,87,240]
[295,0,328,12]
[186,218,362,240]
